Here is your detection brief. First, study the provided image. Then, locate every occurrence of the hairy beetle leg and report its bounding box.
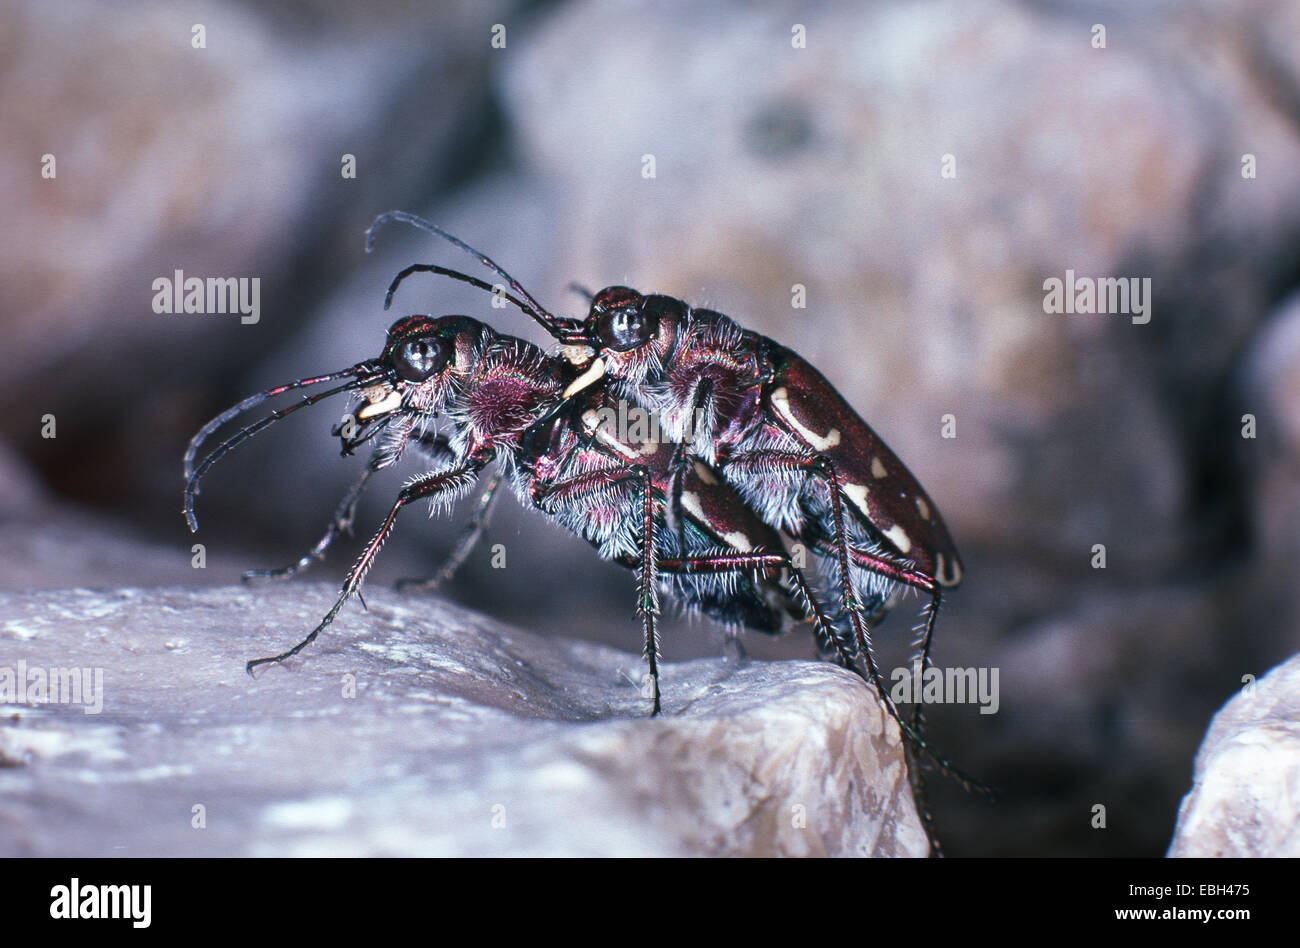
[246,460,487,675]
[397,467,504,593]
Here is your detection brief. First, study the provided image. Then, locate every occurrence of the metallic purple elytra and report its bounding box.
[183,313,849,715]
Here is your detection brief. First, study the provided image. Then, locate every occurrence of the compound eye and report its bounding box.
[597,302,657,352]
[394,336,449,382]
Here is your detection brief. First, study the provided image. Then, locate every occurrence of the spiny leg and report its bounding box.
[665,379,714,553]
[725,450,943,720]
[722,449,904,703]
[397,467,504,593]
[818,456,996,858]
[241,428,454,583]
[185,376,379,531]
[533,465,663,713]
[900,588,946,853]
[839,544,944,735]
[816,457,977,793]
[912,591,943,737]
[783,555,857,672]
[665,442,691,554]
[245,460,486,675]
[637,466,662,715]
[818,454,945,856]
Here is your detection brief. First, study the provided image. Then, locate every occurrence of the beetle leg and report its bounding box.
[242,431,461,584]
[245,458,488,675]
[720,448,992,803]
[665,378,716,551]
[531,468,636,512]
[665,440,690,551]
[397,467,504,593]
[531,465,663,713]
[637,466,662,715]
[845,543,944,754]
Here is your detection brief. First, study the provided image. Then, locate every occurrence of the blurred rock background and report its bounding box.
[3,0,1299,855]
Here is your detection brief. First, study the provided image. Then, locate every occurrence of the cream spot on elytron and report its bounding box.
[723,531,753,551]
[586,411,639,461]
[915,495,931,520]
[770,387,841,451]
[842,483,870,516]
[692,461,718,485]
[678,490,706,523]
[871,456,888,479]
[882,524,913,554]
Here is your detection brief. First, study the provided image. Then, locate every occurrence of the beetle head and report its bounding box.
[346,315,493,436]
[564,287,685,395]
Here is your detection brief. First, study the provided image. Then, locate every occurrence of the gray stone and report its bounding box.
[0,584,925,857]
[1168,653,1300,857]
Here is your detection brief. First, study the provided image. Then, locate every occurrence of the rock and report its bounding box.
[1168,653,1300,857]
[0,584,925,857]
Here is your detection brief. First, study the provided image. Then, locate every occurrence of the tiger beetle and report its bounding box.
[363,213,973,791]
[183,314,853,716]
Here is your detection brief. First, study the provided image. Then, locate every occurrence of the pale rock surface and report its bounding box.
[1168,653,1300,857]
[0,583,925,857]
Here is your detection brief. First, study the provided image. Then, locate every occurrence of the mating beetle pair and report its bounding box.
[183,213,980,827]
[186,313,842,715]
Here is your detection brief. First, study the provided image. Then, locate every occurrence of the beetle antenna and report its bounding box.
[184,365,383,481]
[383,263,583,343]
[365,211,583,342]
[184,367,384,531]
